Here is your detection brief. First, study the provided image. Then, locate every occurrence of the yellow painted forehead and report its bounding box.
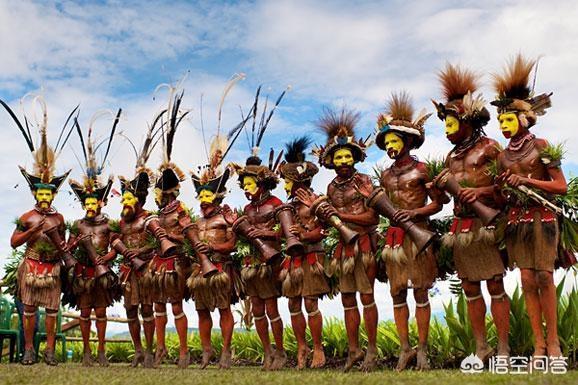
[334,148,352,157]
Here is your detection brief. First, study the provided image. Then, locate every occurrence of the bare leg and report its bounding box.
[218,307,234,369]
[289,296,308,369]
[94,307,109,366]
[171,301,189,368]
[21,305,37,365]
[486,278,510,357]
[462,280,493,360]
[414,288,431,370]
[266,298,287,370]
[393,290,414,371]
[126,305,144,367]
[520,269,546,356]
[141,304,155,367]
[79,307,93,366]
[536,270,561,357]
[197,309,213,369]
[360,292,378,372]
[341,293,363,372]
[305,298,325,369]
[153,302,168,367]
[43,309,58,365]
[251,297,273,370]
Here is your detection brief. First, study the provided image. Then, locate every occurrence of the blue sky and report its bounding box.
[1,0,577,333]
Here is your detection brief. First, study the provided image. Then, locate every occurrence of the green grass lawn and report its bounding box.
[0,364,577,385]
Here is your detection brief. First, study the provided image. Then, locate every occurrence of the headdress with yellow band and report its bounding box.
[1,94,75,193]
[69,109,121,205]
[490,54,552,128]
[375,91,431,150]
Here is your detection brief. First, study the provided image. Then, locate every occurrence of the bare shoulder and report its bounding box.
[480,137,502,159]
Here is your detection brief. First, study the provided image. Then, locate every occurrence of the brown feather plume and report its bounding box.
[387,91,414,122]
[492,54,536,100]
[316,107,360,138]
[438,64,480,102]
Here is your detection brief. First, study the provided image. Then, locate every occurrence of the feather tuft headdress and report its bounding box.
[279,136,318,183]
[375,91,431,150]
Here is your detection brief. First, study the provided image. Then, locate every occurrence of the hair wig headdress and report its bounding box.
[375,91,431,150]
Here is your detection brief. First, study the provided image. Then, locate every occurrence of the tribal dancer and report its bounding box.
[67,110,122,366]
[186,76,247,369]
[229,87,289,370]
[298,108,378,372]
[147,85,192,368]
[111,122,160,368]
[492,55,567,358]
[4,96,75,365]
[366,92,440,370]
[432,64,510,360]
[279,137,330,369]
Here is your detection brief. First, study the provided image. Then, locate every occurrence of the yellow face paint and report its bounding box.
[384,132,404,158]
[498,112,519,139]
[283,178,294,197]
[242,176,258,195]
[445,115,460,137]
[333,148,354,167]
[198,189,216,204]
[121,191,138,216]
[84,197,99,218]
[154,187,162,206]
[35,188,54,209]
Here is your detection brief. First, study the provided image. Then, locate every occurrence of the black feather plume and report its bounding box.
[0,99,34,152]
[284,136,312,163]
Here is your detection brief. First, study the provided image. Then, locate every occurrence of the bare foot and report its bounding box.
[131,350,144,368]
[143,351,154,368]
[475,344,494,362]
[218,349,232,369]
[177,351,190,369]
[343,349,364,372]
[43,350,58,366]
[496,342,510,359]
[153,346,167,368]
[416,346,430,371]
[82,350,94,367]
[21,349,36,365]
[310,348,326,369]
[361,347,378,372]
[547,342,562,358]
[396,348,416,371]
[262,349,274,371]
[270,349,288,370]
[297,346,311,370]
[200,348,214,369]
[98,350,109,367]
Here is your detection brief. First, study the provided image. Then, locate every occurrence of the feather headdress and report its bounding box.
[153,81,190,193]
[233,85,290,190]
[432,63,490,129]
[312,107,370,169]
[491,54,552,128]
[1,94,76,193]
[375,91,431,150]
[69,109,121,204]
[191,74,251,200]
[278,136,318,183]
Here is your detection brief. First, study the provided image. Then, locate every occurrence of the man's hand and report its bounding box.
[28,217,45,234]
[124,249,139,260]
[318,204,339,220]
[222,205,239,225]
[392,209,416,223]
[457,188,479,204]
[289,224,300,235]
[295,188,318,207]
[353,174,372,198]
[246,228,268,240]
[506,173,528,188]
[194,241,211,255]
[95,255,105,265]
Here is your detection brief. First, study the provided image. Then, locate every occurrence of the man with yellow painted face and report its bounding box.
[66,110,121,367]
[278,137,330,369]
[188,158,237,369]
[432,64,510,362]
[231,153,288,370]
[4,96,73,366]
[492,55,568,359]
[364,92,442,370]
[111,170,157,368]
[299,107,378,372]
[68,177,118,367]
